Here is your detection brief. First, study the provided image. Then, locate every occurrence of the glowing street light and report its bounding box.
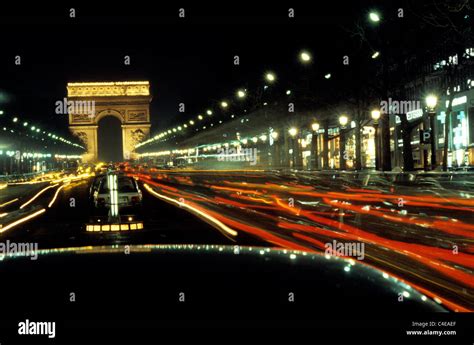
[369,12,380,22]
[289,127,298,137]
[12,117,18,123]
[286,90,291,95]
[271,131,278,140]
[299,51,312,63]
[198,115,204,120]
[339,116,348,170]
[265,72,276,83]
[324,73,331,79]
[311,123,320,169]
[220,101,228,109]
[371,109,381,122]
[425,94,438,169]
[206,109,213,116]
[371,109,381,171]
[425,94,438,110]
[372,51,380,59]
[339,115,349,127]
[236,89,246,99]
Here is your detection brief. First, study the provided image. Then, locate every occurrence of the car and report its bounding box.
[93,175,142,209]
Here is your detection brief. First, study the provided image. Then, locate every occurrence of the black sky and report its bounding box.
[0,1,397,141]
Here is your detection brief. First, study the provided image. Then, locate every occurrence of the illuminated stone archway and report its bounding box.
[67,81,152,163]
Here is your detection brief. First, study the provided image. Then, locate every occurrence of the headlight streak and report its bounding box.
[0,208,46,233]
[0,198,19,208]
[20,184,59,209]
[48,183,67,208]
[143,183,238,237]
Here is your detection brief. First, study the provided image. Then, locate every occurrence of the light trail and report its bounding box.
[0,208,46,234]
[138,170,474,310]
[20,184,59,209]
[0,198,19,208]
[48,184,67,208]
[143,183,238,237]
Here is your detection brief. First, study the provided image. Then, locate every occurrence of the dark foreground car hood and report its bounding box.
[0,244,446,314]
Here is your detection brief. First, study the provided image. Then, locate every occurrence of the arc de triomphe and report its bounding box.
[68,81,152,163]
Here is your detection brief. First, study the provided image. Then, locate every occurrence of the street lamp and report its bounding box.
[265,72,276,83]
[371,51,380,59]
[371,109,381,170]
[288,127,298,137]
[425,94,438,170]
[339,115,348,170]
[425,95,438,110]
[299,51,312,64]
[369,12,381,22]
[220,101,228,109]
[236,89,246,99]
[206,109,213,116]
[311,123,320,170]
[339,115,348,127]
[288,127,298,169]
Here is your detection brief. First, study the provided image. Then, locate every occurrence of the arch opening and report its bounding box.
[97,116,123,162]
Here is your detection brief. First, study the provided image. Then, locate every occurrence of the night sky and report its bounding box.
[0,2,412,143]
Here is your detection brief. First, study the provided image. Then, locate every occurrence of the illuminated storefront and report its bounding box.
[437,89,474,167]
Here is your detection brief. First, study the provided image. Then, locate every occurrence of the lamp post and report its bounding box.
[339,115,348,170]
[289,127,298,168]
[371,109,381,170]
[311,122,320,170]
[425,95,438,170]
